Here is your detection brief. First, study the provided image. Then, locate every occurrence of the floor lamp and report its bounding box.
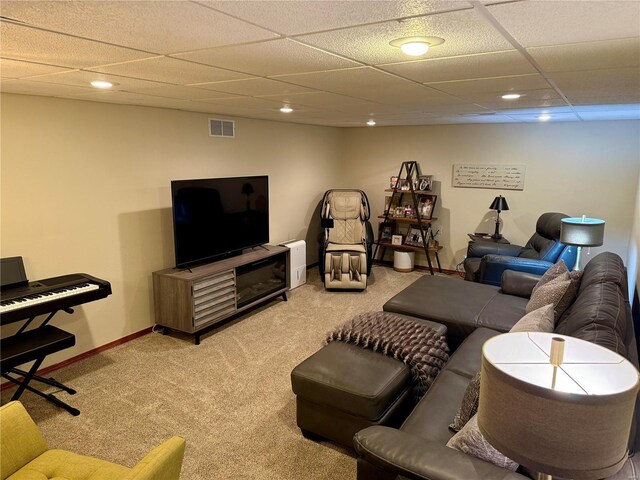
[478,332,639,480]
[560,215,605,271]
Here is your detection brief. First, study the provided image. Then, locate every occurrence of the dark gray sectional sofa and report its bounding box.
[354,252,639,480]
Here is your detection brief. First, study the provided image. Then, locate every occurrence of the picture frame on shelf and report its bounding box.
[418,194,437,220]
[379,223,393,241]
[390,176,399,189]
[384,195,392,213]
[399,179,411,191]
[393,206,405,218]
[405,225,425,246]
[418,175,433,191]
[391,234,403,246]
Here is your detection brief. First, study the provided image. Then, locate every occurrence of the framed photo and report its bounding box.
[391,234,403,246]
[390,176,399,189]
[379,223,393,241]
[399,179,411,191]
[418,175,433,192]
[405,226,424,246]
[384,195,392,213]
[393,206,405,217]
[418,194,437,220]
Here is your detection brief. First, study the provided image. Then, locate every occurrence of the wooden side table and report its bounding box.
[467,233,510,244]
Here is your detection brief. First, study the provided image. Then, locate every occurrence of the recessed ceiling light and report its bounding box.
[366,119,376,126]
[90,80,114,89]
[538,114,551,121]
[280,106,293,113]
[389,36,445,57]
[501,93,522,100]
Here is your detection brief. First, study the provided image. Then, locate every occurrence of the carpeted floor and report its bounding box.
[2,265,434,480]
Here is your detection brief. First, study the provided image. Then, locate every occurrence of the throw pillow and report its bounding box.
[510,303,555,333]
[554,270,583,318]
[446,415,519,471]
[526,273,571,314]
[449,371,481,432]
[532,260,568,295]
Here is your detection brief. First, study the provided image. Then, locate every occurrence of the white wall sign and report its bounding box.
[452,164,526,190]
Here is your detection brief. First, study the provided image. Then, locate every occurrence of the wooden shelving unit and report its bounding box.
[373,161,442,275]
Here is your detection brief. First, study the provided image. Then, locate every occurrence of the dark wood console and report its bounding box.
[153,245,289,344]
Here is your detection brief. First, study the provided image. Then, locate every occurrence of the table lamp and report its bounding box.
[489,196,509,239]
[560,215,605,271]
[478,332,639,480]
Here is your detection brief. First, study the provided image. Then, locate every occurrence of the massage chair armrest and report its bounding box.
[365,221,374,275]
[126,436,186,480]
[466,242,522,259]
[354,426,527,480]
[479,255,553,287]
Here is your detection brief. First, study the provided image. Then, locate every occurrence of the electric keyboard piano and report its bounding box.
[1,273,111,325]
[1,260,112,416]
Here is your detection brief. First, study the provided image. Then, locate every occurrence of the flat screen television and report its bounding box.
[171,176,269,268]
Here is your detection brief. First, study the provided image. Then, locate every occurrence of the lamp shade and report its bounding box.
[560,217,605,247]
[478,333,639,480]
[489,196,509,212]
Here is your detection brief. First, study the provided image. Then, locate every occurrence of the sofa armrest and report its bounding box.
[467,242,522,259]
[354,426,527,480]
[126,436,186,480]
[479,255,554,287]
[500,270,542,298]
[0,401,48,479]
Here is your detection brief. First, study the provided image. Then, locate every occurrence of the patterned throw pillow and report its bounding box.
[446,415,519,471]
[510,304,555,333]
[554,270,583,318]
[532,260,568,295]
[449,371,481,432]
[526,273,571,314]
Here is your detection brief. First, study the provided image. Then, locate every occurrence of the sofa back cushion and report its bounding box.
[519,213,568,262]
[554,252,629,358]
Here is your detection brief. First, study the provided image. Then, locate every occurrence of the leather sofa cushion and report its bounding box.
[579,251,627,294]
[555,281,628,357]
[291,342,411,421]
[383,276,525,340]
[401,370,471,444]
[444,328,500,379]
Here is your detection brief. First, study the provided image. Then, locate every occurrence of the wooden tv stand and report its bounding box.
[152,245,289,344]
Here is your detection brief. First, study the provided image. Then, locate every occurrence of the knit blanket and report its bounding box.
[326,311,450,402]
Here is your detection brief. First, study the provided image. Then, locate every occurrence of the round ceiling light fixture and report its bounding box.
[389,36,445,57]
[90,80,114,89]
[501,93,522,100]
[538,113,551,121]
[280,105,293,113]
[366,119,376,126]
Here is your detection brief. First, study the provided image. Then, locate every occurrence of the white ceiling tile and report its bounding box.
[191,78,316,96]
[490,105,574,115]
[476,98,568,111]
[0,22,150,69]
[549,67,640,99]
[172,38,360,76]
[22,69,170,91]
[0,78,94,96]
[528,38,640,73]
[460,88,561,103]
[427,74,551,97]
[488,1,640,48]
[505,112,581,123]
[124,84,223,100]
[60,89,174,104]
[0,1,277,54]
[571,95,640,106]
[256,91,380,111]
[91,57,252,85]
[194,96,283,108]
[379,50,536,83]
[204,0,470,35]
[0,58,71,78]
[296,9,514,65]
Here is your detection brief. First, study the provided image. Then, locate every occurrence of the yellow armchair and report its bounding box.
[1,401,185,480]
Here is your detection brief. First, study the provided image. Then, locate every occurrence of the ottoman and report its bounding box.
[291,317,447,450]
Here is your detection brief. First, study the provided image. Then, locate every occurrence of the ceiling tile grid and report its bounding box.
[1,1,639,126]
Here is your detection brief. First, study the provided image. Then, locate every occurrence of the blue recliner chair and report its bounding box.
[463,212,577,286]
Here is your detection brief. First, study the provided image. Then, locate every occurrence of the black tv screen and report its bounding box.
[171,176,269,268]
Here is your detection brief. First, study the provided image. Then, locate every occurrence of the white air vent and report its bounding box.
[209,118,235,138]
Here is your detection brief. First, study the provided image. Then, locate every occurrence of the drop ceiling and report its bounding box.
[1,0,639,127]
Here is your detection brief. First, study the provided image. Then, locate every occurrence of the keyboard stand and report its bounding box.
[1,324,79,416]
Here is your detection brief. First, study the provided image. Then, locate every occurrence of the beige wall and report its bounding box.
[629,168,640,303]
[0,93,344,365]
[342,121,640,271]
